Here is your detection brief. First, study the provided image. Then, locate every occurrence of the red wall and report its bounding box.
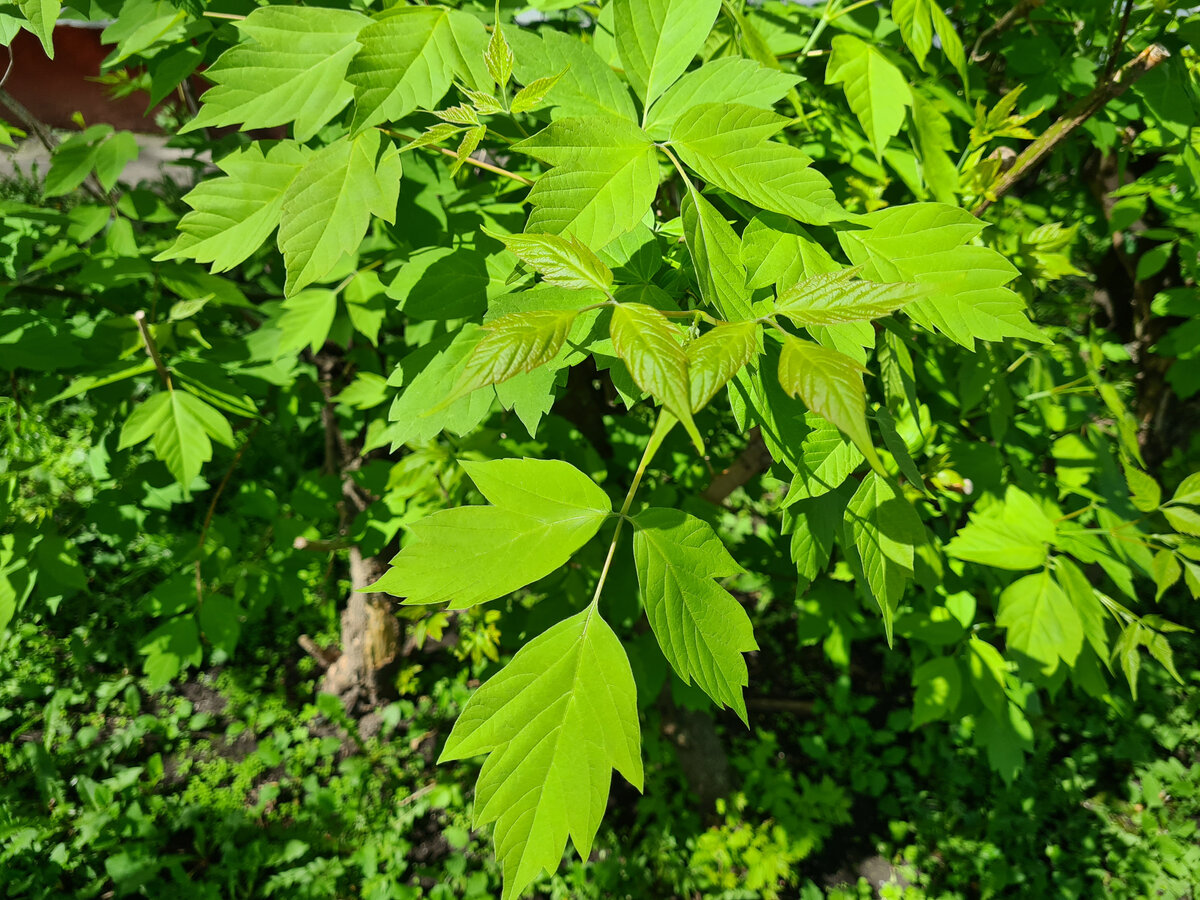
[5,25,164,132]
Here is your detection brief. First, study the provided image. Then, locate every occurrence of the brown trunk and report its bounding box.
[299,352,402,714]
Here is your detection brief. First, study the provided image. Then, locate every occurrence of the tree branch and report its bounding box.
[973,43,1169,216]
[134,310,173,391]
[701,428,773,505]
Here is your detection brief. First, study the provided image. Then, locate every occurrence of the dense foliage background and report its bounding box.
[2,0,1200,897]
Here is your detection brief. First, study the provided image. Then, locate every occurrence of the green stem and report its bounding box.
[827,0,876,22]
[590,415,675,607]
[798,0,844,59]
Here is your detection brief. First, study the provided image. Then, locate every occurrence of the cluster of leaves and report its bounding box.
[3,0,1200,897]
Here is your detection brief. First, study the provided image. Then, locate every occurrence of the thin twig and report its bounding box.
[1103,0,1136,81]
[380,128,533,186]
[133,310,173,390]
[195,421,259,605]
[971,0,1046,61]
[973,43,1169,215]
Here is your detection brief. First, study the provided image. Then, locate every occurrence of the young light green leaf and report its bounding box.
[515,115,659,251]
[777,335,881,470]
[276,289,338,355]
[1054,556,1110,659]
[996,569,1083,674]
[945,486,1056,570]
[788,490,846,586]
[370,458,611,608]
[43,125,138,197]
[844,472,924,641]
[17,0,58,58]
[445,309,579,403]
[181,8,369,142]
[670,104,841,225]
[403,122,467,152]
[155,142,309,273]
[1164,505,1200,536]
[440,605,641,900]
[930,3,969,89]
[826,35,913,160]
[507,29,637,122]
[642,58,799,140]
[773,269,922,326]
[839,203,1044,349]
[686,321,760,411]
[118,391,235,487]
[449,124,486,176]
[612,0,722,107]
[633,508,757,720]
[680,186,755,321]
[347,7,490,132]
[610,303,703,451]
[488,230,613,293]
[277,129,403,295]
[511,71,566,115]
[485,21,514,88]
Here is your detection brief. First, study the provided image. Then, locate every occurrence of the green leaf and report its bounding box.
[929,3,969,89]
[910,94,959,204]
[773,268,921,327]
[1054,557,1110,659]
[783,414,864,504]
[844,472,924,641]
[741,212,840,291]
[515,116,659,251]
[44,126,138,197]
[511,71,566,115]
[1151,549,1182,601]
[118,391,235,487]
[643,58,799,140]
[1124,463,1161,513]
[17,0,58,58]
[680,185,755,321]
[485,21,514,88]
[996,570,1083,674]
[385,327,496,448]
[826,35,912,160]
[1171,472,1200,506]
[776,335,880,469]
[277,130,402,295]
[633,508,757,720]
[670,104,841,225]
[1164,505,1200,536]
[911,656,961,728]
[839,203,1044,349]
[347,6,489,132]
[440,605,642,900]
[181,8,369,142]
[788,490,846,586]
[370,458,610,608]
[892,0,933,68]
[612,0,722,107]
[275,290,338,355]
[488,230,613,293]
[609,303,703,451]
[686,321,760,411]
[508,29,638,122]
[945,486,1056,571]
[966,637,1008,720]
[156,142,309,273]
[446,309,579,403]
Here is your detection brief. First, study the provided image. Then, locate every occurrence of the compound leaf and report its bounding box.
[773,268,922,326]
[996,569,1083,674]
[447,309,579,403]
[826,35,912,160]
[490,231,613,293]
